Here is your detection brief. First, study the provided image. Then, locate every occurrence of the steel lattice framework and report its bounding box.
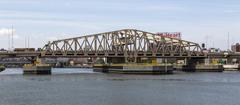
[42,29,204,58]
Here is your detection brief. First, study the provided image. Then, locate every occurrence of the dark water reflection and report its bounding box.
[0,68,240,105]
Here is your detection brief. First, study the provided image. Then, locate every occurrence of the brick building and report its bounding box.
[231,43,240,52]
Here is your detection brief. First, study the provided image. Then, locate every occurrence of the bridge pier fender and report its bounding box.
[23,57,52,75]
[180,58,223,72]
[107,57,125,64]
[93,57,173,74]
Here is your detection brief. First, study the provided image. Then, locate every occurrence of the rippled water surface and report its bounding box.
[0,68,240,105]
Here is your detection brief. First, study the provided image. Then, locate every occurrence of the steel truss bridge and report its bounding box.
[0,29,208,65]
[42,29,205,59]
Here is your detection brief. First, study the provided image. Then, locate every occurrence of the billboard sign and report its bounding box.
[156,32,181,39]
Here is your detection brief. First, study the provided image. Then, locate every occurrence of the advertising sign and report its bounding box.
[156,32,181,39]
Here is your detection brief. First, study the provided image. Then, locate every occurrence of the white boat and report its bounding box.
[223,64,239,71]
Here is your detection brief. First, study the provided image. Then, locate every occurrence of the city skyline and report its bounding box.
[0,0,240,50]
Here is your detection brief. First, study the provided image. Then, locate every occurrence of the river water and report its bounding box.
[0,68,240,105]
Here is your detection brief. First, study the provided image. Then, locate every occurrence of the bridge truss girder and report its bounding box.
[42,29,204,58]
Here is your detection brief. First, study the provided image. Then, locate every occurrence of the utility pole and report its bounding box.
[8,29,10,50]
[205,35,209,49]
[11,25,14,50]
[212,41,215,48]
[25,36,27,48]
[28,36,30,48]
[227,32,230,51]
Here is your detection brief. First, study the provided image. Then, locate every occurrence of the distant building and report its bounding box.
[208,48,221,53]
[231,43,240,52]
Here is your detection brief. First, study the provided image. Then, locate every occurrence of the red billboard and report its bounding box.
[156,32,181,39]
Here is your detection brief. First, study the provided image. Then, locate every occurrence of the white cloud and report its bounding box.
[13,34,19,39]
[0,28,15,37]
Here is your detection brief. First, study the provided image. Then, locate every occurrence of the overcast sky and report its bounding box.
[0,0,239,50]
